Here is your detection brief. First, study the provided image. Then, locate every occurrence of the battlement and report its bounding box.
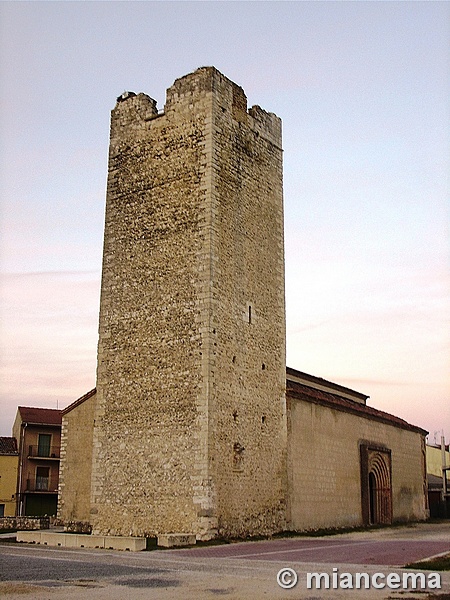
[111,67,281,146]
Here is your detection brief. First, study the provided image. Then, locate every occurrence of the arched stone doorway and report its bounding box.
[369,472,377,524]
[360,443,392,525]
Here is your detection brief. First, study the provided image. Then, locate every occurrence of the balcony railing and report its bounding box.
[25,476,59,493]
[28,445,60,459]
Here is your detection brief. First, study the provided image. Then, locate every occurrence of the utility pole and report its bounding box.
[441,434,449,502]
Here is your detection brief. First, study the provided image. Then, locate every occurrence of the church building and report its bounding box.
[58,68,427,540]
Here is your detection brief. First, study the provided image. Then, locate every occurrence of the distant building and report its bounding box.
[426,442,450,518]
[427,443,450,477]
[0,437,19,517]
[13,407,62,516]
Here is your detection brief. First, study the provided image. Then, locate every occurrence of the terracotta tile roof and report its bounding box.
[286,379,427,436]
[286,366,369,402]
[62,388,96,416]
[0,436,18,455]
[18,406,62,426]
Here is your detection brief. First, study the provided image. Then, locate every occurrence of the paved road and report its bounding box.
[170,536,450,566]
[0,522,449,600]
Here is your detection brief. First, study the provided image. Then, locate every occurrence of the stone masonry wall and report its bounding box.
[208,74,287,537]
[58,392,95,524]
[91,85,207,537]
[0,516,49,530]
[89,68,286,539]
[287,397,427,531]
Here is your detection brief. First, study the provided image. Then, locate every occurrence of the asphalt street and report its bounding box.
[0,521,449,600]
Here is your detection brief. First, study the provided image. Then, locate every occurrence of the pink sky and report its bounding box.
[0,2,448,440]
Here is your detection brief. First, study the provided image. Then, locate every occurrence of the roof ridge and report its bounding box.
[287,380,427,435]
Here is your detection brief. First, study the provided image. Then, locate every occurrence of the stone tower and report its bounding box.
[90,67,286,539]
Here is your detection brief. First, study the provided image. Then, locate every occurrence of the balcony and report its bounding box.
[25,476,59,493]
[28,445,60,460]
